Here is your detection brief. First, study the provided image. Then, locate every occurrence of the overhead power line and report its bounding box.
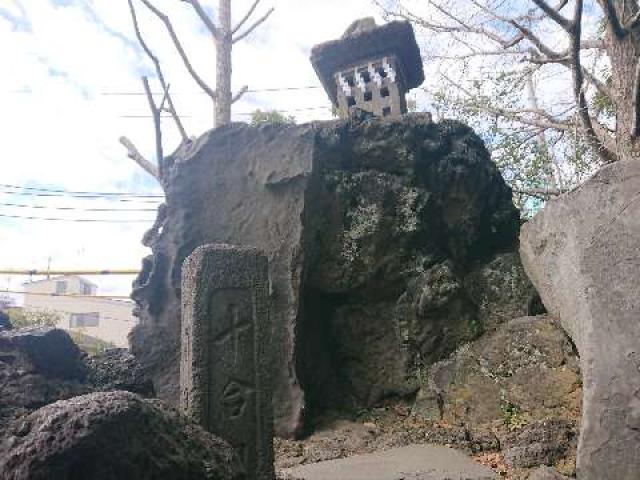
[99,85,323,95]
[0,269,139,275]
[0,201,158,212]
[119,105,333,119]
[0,183,163,197]
[0,190,163,203]
[0,288,131,300]
[10,85,323,96]
[0,213,154,223]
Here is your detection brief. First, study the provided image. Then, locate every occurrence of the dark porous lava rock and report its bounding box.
[0,328,87,433]
[0,391,244,480]
[502,419,577,469]
[85,348,155,397]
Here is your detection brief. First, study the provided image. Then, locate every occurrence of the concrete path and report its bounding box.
[281,444,497,480]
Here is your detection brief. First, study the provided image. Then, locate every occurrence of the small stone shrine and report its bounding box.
[310,17,424,118]
[180,244,274,480]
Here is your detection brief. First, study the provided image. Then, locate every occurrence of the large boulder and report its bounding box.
[413,315,580,476]
[0,327,87,433]
[0,391,244,480]
[131,116,529,437]
[520,159,640,479]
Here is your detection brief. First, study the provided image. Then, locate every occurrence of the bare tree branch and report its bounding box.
[437,75,575,132]
[231,85,249,104]
[511,186,568,199]
[600,0,626,37]
[138,0,217,100]
[119,136,159,180]
[582,67,613,100]
[531,0,572,30]
[624,8,640,30]
[232,0,261,34]
[233,7,274,44]
[127,0,188,143]
[182,0,221,41]
[570,0,618,162]
[142,76,164,177]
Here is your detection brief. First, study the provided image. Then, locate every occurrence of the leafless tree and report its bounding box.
[121,0,273,183]
[377,0,640,201]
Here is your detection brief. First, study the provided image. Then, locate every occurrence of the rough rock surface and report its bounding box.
[0,328,87,433]
[528,466,571,479]
[413,316,580,476]
[85,348,155,397]
[276,316,580,478]
[0,391,244,480]
[520,159,640,479]
[131,115,529,437]
[0,329,156,437]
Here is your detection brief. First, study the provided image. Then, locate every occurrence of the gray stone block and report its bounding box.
[521,159,640,479]
[180,244,274,480]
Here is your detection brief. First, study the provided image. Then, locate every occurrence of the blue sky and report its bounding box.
[0,0,382,299]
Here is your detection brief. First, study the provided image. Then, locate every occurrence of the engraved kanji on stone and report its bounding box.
[221,379,254,419]
[214,303,252,366]
[180,244,274,480]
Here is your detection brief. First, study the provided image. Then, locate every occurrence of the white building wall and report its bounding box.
[23,276,135,348]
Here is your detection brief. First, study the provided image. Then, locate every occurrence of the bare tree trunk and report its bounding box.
[610,38,640,161]
[598,0,640,162]
[215,0,232,128]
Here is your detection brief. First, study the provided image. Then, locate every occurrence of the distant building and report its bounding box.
[23,275,135,347]
[310,18,424,119]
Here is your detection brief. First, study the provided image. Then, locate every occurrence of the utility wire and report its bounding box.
[0,269,139,275]
[119,105,333,119]
[10,85,323,96]
[1,288,131,300]
[0,190,163,203]
[0,201,158,212]
[100,85,323,95]
[0,213,154,223]
[0,183,163,197]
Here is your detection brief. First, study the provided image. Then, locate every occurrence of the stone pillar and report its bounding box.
[180,244,274,480]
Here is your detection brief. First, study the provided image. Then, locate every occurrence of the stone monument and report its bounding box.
[180,244,274,480]
[310,18,424,118]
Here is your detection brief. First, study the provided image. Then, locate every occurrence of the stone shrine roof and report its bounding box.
[310,19,425,105]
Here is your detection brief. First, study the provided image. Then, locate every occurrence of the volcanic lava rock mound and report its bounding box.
[0,391,244,480]
[131,115,533,437]
[0,327,87,434]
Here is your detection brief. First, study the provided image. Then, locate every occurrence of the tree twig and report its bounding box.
[531,0,572,30]
[119,136,159,180]
[232,0,261,34]
[142,76,164,177]
[182,0,220,41]
[231,85,249,104]
[127,0,188,143]
[139,0,217,100]
[233,7,274,44]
